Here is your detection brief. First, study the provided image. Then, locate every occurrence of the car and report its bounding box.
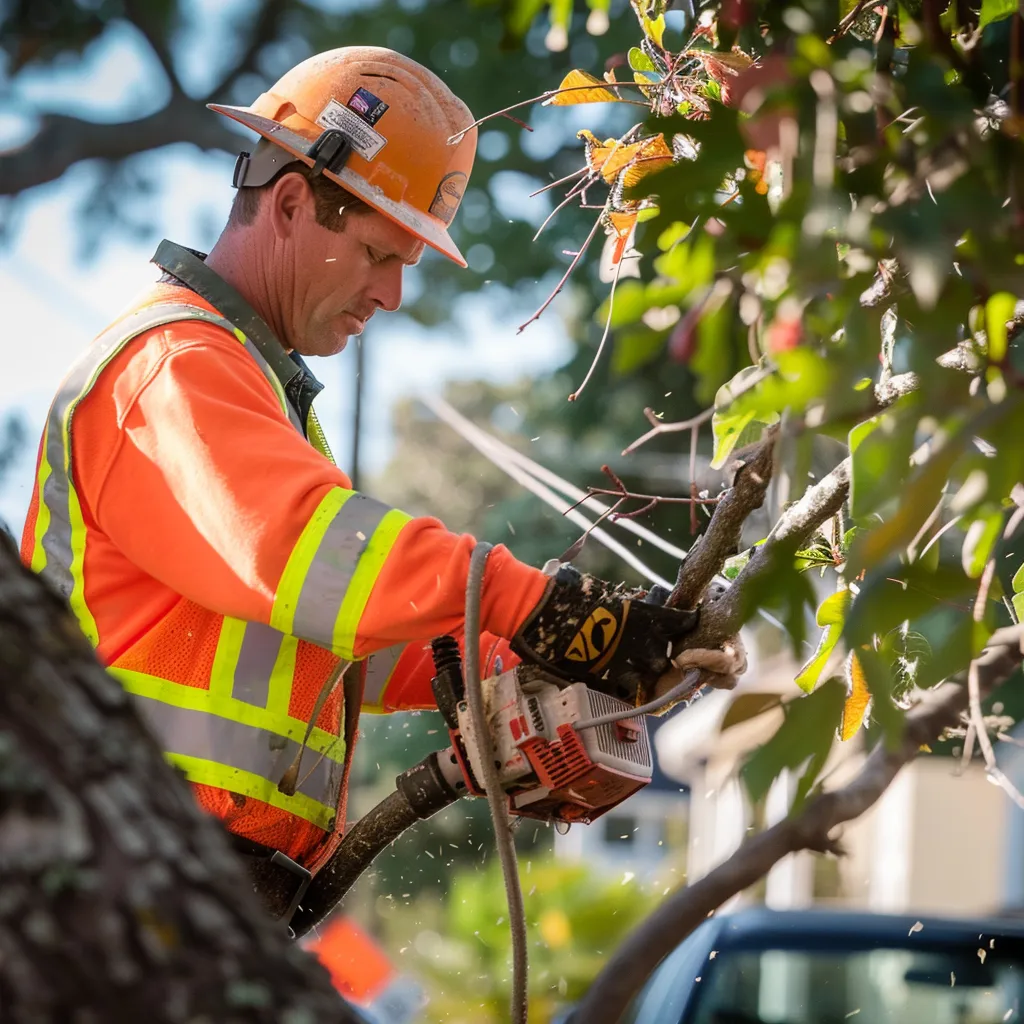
[563,907,1024,1023]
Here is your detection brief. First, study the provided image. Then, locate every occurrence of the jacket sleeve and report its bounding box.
[362,633,518,712]
[80,324,548,661]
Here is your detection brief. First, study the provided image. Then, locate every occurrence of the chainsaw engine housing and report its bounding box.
[453,666,652,824]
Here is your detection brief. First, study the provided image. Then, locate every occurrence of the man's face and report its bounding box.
[289,197,424,357]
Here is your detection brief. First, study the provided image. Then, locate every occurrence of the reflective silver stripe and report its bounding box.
[364,644,406,707]
[40,421,73,600]
[291,494,392,647]
[233,621,285,707]
[130,694,344,807]
[38,304,236,599]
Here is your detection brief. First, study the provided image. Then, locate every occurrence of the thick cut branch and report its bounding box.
[0,96,239,196]
[668,430,778,611]
[0,534,358,1019]
[697,457,851,643]
[576,623,1024,1024]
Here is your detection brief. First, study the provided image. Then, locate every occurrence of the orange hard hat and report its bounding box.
[209,47,477,267]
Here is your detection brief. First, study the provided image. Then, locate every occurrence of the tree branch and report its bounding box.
[0,96,239,196]
[576,623,1024,1024]
[203,0,292,103]
[696,456,851,643]
[668,429,778,610]
[122,1,182,96]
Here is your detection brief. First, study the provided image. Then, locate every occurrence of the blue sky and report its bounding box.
[0,13,575,536]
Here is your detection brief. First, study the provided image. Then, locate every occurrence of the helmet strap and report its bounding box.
[233,131,353,190]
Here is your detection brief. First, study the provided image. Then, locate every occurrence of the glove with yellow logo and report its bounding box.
[510,564,700,703]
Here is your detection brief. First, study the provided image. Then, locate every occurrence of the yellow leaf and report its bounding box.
[577,132,673,187]
[841,650,870,741]
[548,69,617,106]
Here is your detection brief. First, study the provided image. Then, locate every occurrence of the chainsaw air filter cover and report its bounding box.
[455,667,653,825]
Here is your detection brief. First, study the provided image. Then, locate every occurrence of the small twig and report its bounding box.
[965,558,1024,809]
[529,168,588,198]
[518,213,604,334]
[689,423,700,536]
[447,83,652,144]
[623,406,715,456]
[568,243,626,401]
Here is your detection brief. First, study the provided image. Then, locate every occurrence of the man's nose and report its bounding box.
[371,262,404,313]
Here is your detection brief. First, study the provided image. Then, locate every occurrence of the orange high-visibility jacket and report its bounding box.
[21,243,546,873]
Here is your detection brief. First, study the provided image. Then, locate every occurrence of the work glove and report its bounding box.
[510,564,699,704]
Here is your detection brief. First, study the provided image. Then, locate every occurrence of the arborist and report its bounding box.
[20,47,700,927]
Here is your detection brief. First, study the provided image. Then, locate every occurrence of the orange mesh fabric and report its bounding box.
[191,783,327,864]
[111,598,222,688]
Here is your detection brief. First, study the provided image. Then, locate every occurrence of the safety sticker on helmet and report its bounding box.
[429,171,467,225]
[316,99,387,161]
[347,87,389,126]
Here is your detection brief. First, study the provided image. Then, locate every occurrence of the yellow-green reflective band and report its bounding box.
[111,668,346,765]
[168,754,335,830]
[307,408,335,463]
[210,616,247,699]
[265,634,299,719]
[232,327,292,423]
[30,428,52,574]
[333,509,412,659]
[66,483,98,646]
[271,487,354,635]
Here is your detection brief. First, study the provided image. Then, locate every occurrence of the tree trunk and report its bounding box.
[0,532,357,1022]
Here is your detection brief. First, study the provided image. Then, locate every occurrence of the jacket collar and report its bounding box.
[151,239,325,433]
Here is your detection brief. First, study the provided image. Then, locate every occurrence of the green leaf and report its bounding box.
[691,286,736,406]
[722,547,753,581]
[848,412,917,521]
[628,46,656,73]
[611,327,666,375]
[985,292,1018,364]
[1012,559,1024,623]
[741,678,845,806]
[979,0,1019,31]
[795,589,850,694]
[846,561,978,648]
[711,365,779,469]
[962,509,1004,579]
[913,612,992,689]
[848,428,968,574]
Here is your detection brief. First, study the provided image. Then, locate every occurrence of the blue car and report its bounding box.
[565,907,1024,1023]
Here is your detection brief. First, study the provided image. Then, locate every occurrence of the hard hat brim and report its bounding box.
[210,103,468,268]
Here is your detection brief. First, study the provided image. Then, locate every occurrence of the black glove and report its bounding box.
[510,565,699,703]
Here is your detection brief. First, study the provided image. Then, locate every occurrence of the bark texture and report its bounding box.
[0,533,357,1022]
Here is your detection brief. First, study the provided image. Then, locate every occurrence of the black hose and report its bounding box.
[289,753,461,939]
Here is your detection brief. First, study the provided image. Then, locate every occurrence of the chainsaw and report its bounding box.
[429,635,652,826]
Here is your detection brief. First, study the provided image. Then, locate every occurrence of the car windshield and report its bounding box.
[686,947,1024,1024]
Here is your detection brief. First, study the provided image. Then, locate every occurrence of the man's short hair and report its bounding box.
[227,161,372,231]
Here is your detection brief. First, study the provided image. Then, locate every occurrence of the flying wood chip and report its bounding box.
[547,70,618,106]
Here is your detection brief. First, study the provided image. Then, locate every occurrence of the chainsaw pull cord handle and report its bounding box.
[465,542,529,1024]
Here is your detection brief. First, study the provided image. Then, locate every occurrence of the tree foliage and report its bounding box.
[490,0,1024,817]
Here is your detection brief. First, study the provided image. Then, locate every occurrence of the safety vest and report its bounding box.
[29,286,407,870]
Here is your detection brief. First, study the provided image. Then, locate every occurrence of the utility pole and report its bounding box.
[350,333,364,490]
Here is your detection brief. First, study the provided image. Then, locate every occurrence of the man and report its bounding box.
[21,47,699,926]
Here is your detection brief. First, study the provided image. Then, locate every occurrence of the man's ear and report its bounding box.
[267,171,316,241]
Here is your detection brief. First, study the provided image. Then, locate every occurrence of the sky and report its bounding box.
[0,15,573,536]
